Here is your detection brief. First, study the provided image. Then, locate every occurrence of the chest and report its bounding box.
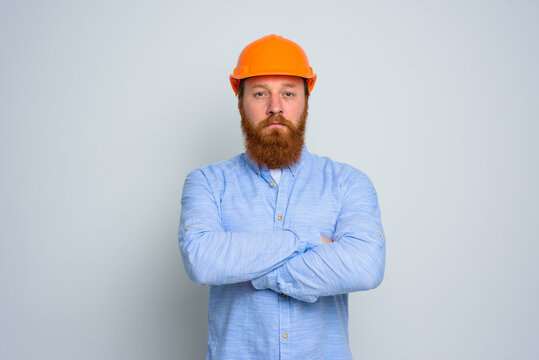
[219,172,341,238]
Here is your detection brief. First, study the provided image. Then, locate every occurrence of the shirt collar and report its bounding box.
[243,145,311,178]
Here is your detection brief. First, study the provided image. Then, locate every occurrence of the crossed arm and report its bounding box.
[178,168,385,302]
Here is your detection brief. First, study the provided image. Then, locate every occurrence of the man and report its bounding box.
[179,34,385,359]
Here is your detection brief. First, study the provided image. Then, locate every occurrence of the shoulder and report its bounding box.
[307,152,378,200]
[182,155,245,201]
[308,152,370,182]
[184,154,244,186]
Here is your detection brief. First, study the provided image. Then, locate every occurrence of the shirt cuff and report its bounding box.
[251,266,319,303]
[252,271,276,290]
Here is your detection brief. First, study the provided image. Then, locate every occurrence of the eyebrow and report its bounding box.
[251,83,298,90]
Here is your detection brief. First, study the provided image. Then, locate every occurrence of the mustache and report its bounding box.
[256,114,296,130]
[256,114,296,131]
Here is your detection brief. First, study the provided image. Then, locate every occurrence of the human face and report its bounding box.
[238,75,308,169]
[240,75,307,132]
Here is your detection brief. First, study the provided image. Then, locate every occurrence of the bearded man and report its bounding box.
[179,34,386,360]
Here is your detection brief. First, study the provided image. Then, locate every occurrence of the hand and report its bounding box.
[321,235,333,244]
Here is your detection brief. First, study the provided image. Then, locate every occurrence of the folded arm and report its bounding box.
[179,169,321,286]
[252,171,386,303]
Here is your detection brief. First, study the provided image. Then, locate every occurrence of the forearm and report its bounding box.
[179,225,321,286]
[252,230,385,302]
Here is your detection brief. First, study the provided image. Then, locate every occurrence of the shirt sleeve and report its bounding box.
[251,170,386,303]
[179,168,322,286]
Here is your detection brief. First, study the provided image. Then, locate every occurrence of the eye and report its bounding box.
[283,92,294,97]
[254,91,265,97]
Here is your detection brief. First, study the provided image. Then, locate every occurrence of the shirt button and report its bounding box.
[256,170,259,175]
[281,294,286,298]
[185,226,189,231]
[378,232,382,237]
[277,216,282,221]
[270,182,275,187]
[283,333,288,339]
[293,169,296,173]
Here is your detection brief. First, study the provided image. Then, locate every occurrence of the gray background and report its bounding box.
[1,0,538,359]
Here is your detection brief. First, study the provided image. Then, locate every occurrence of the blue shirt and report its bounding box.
[179,147,386,359]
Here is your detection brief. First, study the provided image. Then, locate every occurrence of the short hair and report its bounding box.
[237,78,310,101]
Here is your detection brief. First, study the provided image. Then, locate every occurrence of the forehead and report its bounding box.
[244,75,304,89]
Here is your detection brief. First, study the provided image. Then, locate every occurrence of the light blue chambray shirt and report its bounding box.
[179,147,385,360]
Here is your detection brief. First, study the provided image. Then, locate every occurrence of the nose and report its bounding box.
[267,93,283,116]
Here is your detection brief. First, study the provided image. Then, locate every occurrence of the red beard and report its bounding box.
[240,102,308,169]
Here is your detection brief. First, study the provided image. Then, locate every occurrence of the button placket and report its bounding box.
[279,282,291,358]
[259,170,277,189]
[274,171,291,359]
[273,171,289,231]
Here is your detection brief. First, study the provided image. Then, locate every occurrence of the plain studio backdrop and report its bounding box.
[1,1,538,359]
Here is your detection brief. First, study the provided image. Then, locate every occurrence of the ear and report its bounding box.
[306,75,317,94]
[230,75,240,96]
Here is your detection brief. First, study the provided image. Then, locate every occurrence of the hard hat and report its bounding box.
[230,34,317,96]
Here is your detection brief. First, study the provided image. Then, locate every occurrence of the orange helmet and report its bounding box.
[230,34,317,96]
